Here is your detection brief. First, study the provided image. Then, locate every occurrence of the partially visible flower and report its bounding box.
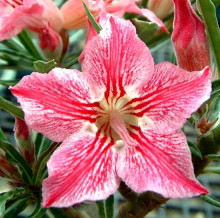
[147,0,174,19]
[14,117,35,164]
[11,15,211,208]
[60,0,167,31]
[0,0,63,51]
[172,0,210,71]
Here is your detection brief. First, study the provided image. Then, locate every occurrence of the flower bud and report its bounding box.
[14,117,35,164]
[147,0,174,19]
[172,0,210,71]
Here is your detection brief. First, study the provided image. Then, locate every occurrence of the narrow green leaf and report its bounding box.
[49,208,71,218]
[132,19,158,43]
[197,0,220,75]
[17,30,43,60]
[28,200,47,218]
[1,38,26,52]
[202,195,220,208]
[203,166,220,174]
[212,79,220,93]
[0,96,24,119]
[33,59,57,73]
[83,1,102,33]
[0,127,8,142]
[205,154,220,160]
[0,140,33,185]
[97,201,106,218]
[0,189,24,216]
[0,49,35,61]
[33,142,60,186]
[105,195,114,218]
[35,136,51,158]
[3,193,30,218]
[0,79,20,87]
[188,142,202,158]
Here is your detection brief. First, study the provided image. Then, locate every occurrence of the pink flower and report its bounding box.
[147,0,174,19]
[60,0,167,31]
[172,0,211,71]
[0,0,63,51]
[11,15,211,208]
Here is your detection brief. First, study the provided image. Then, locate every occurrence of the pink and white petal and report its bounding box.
[82,16,154,98]
[116,129,208,198]
[42,131,120,207]
[10,68,98,142]
[132,62,211,135]
[0,3,44,41]
[126,3,168,32]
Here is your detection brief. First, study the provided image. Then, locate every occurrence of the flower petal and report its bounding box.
[116,128,208,198]
[82,16,154,98]
[132,62,211,134]
[42,131,119,207]
[10,68,98,142]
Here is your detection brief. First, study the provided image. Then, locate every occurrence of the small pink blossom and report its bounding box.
[172,0,211,71]
[0,0,63,51]
[11,15,211,208]
[60,0,167,31]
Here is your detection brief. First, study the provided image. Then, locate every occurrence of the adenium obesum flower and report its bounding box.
[0,0,63,51]
[147,0,174,19]
[172,0,211,71]
[11,15,211,207]
[60,0,167,31]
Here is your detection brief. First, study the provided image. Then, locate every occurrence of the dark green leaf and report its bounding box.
[3,193,30,218]
[188,142,202,158]
[0,127,8,142]
[0,96,24,119]
[97,201,105,218]
[0,140,33,185]
[202,195,220,208]
[105,195,114,218]
[35,136,51,158]
[17,30,44,60]
[197,0,220,75]
[132,19,158,43]
[49,208,70,218]
[205,154,220,160]
[33,142,60,186]
[0,79,20,87]
[33,60,57,73]
[0,189,24,216]
[28,200,47,218]
[1,38,26,52]
[83,1,102,33]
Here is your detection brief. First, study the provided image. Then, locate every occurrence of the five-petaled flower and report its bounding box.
[11,15,211,208]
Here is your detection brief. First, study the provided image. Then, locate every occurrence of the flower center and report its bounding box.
[95,94,138,141]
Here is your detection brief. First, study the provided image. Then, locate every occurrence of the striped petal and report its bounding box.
[42,131,119,207]
[10,68,98,142]
[116,128,208,198]
[131,62,211,135]
[82,16,154,98]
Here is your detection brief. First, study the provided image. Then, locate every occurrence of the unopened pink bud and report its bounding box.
[147,0,174,19]
[172,0,210,72]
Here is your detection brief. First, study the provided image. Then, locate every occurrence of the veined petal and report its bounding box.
[131,62,211,135]
[116,128,208,198]
[82,16,154,98]
[0,3,44,41]
[10,68,98,142]
[42,131,119,207]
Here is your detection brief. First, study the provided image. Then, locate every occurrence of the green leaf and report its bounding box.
[203,166,220,174]
[208,79,220,101]
[33,142,60,186]
[205,154,220,160]
[197,0,220,75]
[33,60,57,73]
[0,140,33,185]
[0,96,24,119]
[202,195,220,208]
[1,38,26,52]
[28,200,47,218]
[188,142,202,158]
[83,1,102,33]
[49,208,71,218]
[3,193,30,218]
[17,30,44,60]
[97,195,114,218]
[35,136,51,158]
[132,19,158,43]
[0,189,24,217]
[0,127,8,142]
[0,79,20,87]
